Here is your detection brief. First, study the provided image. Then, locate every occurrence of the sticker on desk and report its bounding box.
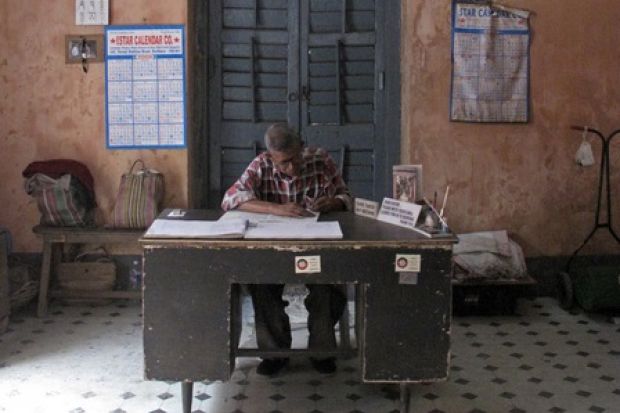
[399,272,418,285]
[295,256,321,274]
[395,254,421,272]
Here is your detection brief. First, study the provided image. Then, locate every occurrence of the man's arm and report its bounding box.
[221,158,262,211]
[221,158,313,217]
[311,196,346,212]
[308,150,352,213]
[239,199,314,217]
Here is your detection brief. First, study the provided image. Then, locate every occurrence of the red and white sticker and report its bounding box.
[295,256,321,274]
[395,254,421,272]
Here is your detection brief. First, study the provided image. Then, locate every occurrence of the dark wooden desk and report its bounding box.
[141,210,456,413]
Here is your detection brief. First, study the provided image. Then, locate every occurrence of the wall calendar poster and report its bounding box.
[450,1,530,123]
[105,25,186,149]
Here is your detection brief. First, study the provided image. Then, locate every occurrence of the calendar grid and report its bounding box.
[450,2,530,123]
[105,25,186,149]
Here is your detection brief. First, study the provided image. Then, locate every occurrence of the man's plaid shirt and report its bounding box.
[221,147,352,211]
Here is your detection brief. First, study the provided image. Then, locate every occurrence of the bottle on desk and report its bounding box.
[129,260,142,289]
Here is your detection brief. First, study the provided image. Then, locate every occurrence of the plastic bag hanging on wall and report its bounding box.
[575,127,595,167]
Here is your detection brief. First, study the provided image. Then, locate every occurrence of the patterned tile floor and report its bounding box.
[0,297,619,413]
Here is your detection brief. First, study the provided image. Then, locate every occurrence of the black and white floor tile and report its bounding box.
[0,297,619,413]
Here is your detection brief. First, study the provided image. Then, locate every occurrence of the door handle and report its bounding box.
[302,86,310,102]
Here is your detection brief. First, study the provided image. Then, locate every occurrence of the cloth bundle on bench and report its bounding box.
[22,159,96,227]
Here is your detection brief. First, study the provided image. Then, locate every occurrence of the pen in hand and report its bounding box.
[304,188,325,211]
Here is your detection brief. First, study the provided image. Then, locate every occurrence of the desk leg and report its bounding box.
[399,383,410,413]
[338,285,351,350]
[37,241,53,317]
[182,381,193,413]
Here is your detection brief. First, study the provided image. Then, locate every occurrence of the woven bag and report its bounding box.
[24,173,94,227]
[112,160,164,229]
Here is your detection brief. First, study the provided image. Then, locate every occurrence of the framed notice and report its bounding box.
[105,25,186,149]
[393,164,423,202]
[450,1,530,123]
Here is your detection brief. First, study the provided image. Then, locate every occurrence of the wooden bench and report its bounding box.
[452,274,537,315]
[33,225,144,317]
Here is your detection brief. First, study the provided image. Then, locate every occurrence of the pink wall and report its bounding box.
[1,0,619,257]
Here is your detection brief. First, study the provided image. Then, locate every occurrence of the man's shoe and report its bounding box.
[256,358,289,376]
[310,357,337,374]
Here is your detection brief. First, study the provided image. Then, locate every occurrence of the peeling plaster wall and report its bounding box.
[0,0,187,252]
[403,0,620,256]
[1,0,619,258]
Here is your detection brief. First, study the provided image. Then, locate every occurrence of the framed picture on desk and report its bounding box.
[393,164,423,202]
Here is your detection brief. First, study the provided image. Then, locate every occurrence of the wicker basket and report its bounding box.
[57,262,116,291]
[56,249,116,305]
[8,264,38,310]
[10,279,38,309]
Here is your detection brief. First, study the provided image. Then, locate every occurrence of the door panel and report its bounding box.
[207,0,396,207]
[209,0,299,205]
[301,0,378,200]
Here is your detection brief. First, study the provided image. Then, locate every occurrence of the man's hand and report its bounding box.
[309,196,345,213]
[238,199,313,217]
[270,202,315,217]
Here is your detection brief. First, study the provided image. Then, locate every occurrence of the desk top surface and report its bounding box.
[140,209,457,248]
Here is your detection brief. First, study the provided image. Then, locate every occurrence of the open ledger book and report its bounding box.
[143,218,249,239]
[144,211,342,239]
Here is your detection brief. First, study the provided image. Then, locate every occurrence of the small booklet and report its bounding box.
[143,218,248,239]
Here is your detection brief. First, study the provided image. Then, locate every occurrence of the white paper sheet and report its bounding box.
[143,219,247,239]
[244,221,342,239]
[219,210,319,225]
[76,0,109,25]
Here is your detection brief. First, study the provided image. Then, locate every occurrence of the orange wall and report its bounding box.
[1,0,619,257]
[0,0,187,252]
[403,0,620,256]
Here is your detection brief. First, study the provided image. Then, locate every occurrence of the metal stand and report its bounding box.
[558,125,620,309]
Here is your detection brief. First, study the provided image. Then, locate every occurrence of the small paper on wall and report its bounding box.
[76,0,109,25]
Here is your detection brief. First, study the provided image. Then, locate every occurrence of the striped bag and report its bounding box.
[112,160,164,229]
[24,173,94,227]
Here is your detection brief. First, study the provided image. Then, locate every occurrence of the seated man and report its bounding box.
[221,123,352,376]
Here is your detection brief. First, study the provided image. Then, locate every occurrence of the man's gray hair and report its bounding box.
[264,123,302,152]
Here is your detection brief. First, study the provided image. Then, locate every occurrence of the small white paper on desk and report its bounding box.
[377,197,422,230]
[144,218,247,239]
[167,209,186,217]
[244,221,342,239]
[219,210,319,225]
